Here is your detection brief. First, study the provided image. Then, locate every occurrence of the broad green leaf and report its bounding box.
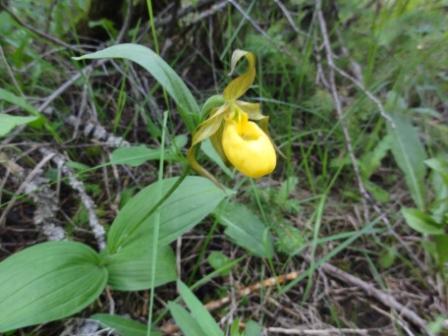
[111,145,176,167]
[402,208,443,235]
[426,157,448,184]
[428,316,447,335]
[0,241,107,332]
[106,244,176,291]
[168,302,208,336]
[387,112,427,210]
[91,314,160,336]
[360,135,392,179]
[274,176,298,205]
[365,180,390,203]
[0,88,40,116]
[178,281,224,336]
[230,319,242,336]
[0,88,60,141]
[173,134,188,149]
[200,94,225,118]
[244,320,263,336]
[107,176,228,252]
[0,114,38,137]
[73,44,200,131]
[434,235,448,266]
[191,105,227,146]
[274,223,305,256]
[379,246,397,269]
[201,139,234,177]
[215,202,274,258]
[207,251,233,276]
[428,158,448,222]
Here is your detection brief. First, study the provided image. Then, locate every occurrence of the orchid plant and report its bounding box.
[188,50,277,181]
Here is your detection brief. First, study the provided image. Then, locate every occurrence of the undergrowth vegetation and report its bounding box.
[0,0,447,335]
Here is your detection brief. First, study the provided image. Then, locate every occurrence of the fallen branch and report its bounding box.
[314,0,429,274]
[39,147,106,250]
[160,271,299,334]
[161,260,429,335]
[0,152,65,240]
[266,327,371,335]
[205,271,299,311]
[65,115,130,148]
[314,259,429,335]
[0,2,84,53]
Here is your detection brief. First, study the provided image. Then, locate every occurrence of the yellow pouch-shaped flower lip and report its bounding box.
[222,113,276,178]
[188,49,276,183]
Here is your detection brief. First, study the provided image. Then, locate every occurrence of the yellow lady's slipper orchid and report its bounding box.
[222,112,276,178]
[188,50,276,182]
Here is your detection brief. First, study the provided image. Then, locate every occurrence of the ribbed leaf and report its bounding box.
[402,208,443,235]
[0,241,107,332]
[106,244,176,291]
[216,202,274,258]
[178,281,223,336]
[107,176,228,252]
[168,302,208,336]
[244,320,263,336]
[111,145,176,167]
[387,113,427,210]
[0,88,41,116]
[200,94,225,118]
[73,44,200,131]
[91,314,160,336]
[0,113,38,137]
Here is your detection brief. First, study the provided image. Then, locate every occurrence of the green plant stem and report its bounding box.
[146,0,160,54]
[145,0,170,123]
[146,111,168,336]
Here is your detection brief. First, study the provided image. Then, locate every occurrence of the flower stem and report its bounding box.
[146,111,168,336]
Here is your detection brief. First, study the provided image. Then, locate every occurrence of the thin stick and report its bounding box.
[315,1,369,208]
[267,327,371,335]
[273,0,300,33]
[0,152,55,226]
[147,111,169,336]
[205,271,299,311]
[0,45,23,96]
[0,3,83,53]
[161,257,430,334]
[0,152,66,240]
[315,258,430,334]
[314,0,428,274]
[39,147,106,250]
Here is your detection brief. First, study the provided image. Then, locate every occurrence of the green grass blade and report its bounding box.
[177,281,224,336]
[92,314,161,336]
[168,302,208,336]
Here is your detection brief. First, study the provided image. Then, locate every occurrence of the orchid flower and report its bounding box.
[188,50,276,182]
